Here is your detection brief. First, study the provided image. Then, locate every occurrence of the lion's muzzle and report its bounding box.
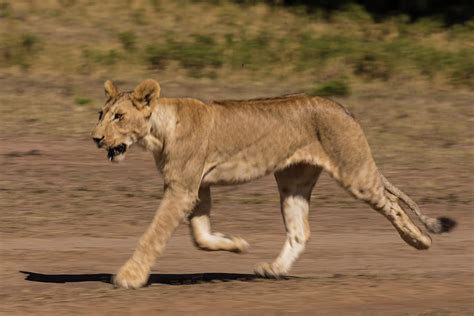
[107,143,127,161]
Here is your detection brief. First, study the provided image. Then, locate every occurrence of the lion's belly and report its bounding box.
[202,157,277,186]
[201,142,327,186]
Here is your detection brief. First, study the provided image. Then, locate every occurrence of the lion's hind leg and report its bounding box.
[339,166,432,250]
[255,163,322,278]
[379,190,432,249]
[189,186,249,253]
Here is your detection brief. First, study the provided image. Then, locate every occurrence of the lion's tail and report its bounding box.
[381,174,457,234]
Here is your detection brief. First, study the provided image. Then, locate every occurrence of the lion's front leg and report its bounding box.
[189,186,249,253]
[114,188,198,289]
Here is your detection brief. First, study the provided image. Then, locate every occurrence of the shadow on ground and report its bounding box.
[20,271,266,285]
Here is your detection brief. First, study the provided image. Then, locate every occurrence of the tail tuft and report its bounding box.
[381,174,458,235]
[425,216,457,234]
[437,216,457,233]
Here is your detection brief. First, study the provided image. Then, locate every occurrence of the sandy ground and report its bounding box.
[0,74,473,315]
[0,135,472,315]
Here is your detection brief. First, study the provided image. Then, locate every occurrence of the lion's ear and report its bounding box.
[133,79,161,108]
[104,80,118,99]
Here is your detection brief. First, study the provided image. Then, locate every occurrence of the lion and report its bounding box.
[91,79,456,289]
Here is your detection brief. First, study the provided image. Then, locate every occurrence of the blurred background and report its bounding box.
[0,1,473,315]
[1,0,473,89]
[0,0,473,137]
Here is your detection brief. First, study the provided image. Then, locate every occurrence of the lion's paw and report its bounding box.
[113,258,150,289]
[214,233,250,253]
[231,236,250,253]
[254,262,286,279]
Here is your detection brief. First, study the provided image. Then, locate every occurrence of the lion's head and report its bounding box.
[91,79,160,162]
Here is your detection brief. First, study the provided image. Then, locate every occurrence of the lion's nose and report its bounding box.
[93,136,105,148]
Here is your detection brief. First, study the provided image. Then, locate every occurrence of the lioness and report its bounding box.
[91,79,456,289]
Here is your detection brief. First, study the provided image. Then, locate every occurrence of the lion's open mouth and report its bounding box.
[107,143,127,161]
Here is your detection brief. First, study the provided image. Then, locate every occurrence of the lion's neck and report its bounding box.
[137,133,162,153]
[138,104,176,154]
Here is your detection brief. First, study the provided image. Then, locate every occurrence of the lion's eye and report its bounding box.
[114,113,124,120]
[98,111,103,120]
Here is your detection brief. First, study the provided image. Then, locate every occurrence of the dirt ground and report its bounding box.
[0,75,473,315]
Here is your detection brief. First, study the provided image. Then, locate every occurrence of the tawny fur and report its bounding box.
[91,79,456,289]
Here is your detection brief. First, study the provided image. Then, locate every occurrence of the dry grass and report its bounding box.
[0,1,472,200]
[0,0,473,89]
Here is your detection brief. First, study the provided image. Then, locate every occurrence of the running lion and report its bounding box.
[91,79,456,289]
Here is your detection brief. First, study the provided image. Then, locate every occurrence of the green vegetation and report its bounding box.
[82,48,121,66]
[0,1,472,89]
[0,33,41,70]
[118,31,137,52]
[308,79,350,96]
[74,96,92,106]
[0,2,11,17]
[146,34,223,77]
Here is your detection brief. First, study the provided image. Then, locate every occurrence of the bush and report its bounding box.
[298,34,354,67]
[0,2,11,18]
[146,34,223,77]
[448,50,474,87]
[74,96,92,106]
[118,31,136,52]
[0,33,41,70]
[224,32,279,70]
[82,48,121,66]
[352,52,393,80]
[308,80,350,96]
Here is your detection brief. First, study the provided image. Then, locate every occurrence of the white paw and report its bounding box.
[254,262,286,279]
[113,258,150,289]
[232,236,250,253]
[214,233,250,253]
